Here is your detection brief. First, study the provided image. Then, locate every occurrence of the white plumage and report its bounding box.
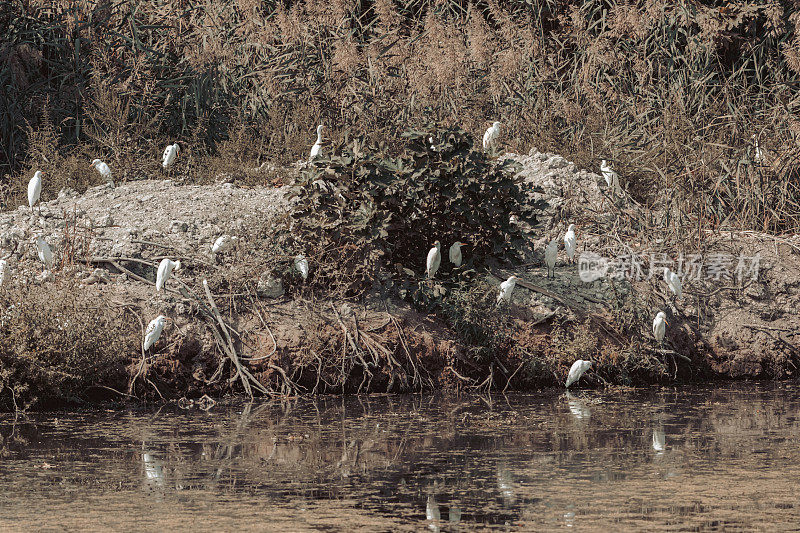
[653,311,667,343]
[544,237,558,278]
[600,160,621,196]
[482,121,501,151]
[663,268,682,299]
[752,134,763,164]
[309,125,324,161]
[212,235,237,255]
[565,359,592,388]
[143,315,167,351]
[35,236,53,269]
[0,259,7,287]
[294,254,309,280]
[90,159,114,186]
[563,224,576,264]
[449,241,465,267]
[162,143,180,169]
[426,241,442,279]
[28,170,42,211]
[156,258,181,291]
[497,275,519,305]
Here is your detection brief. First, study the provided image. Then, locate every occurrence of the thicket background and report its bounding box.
[2,0,800,231]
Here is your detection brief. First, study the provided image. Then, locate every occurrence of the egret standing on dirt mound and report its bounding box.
[309,125,324,161]
[28,170,42,213]
[155,258,181,291]
[544,237,558,278]
[294,254,309,280]
[90,159,114,186]
[449,241,466,267]
[162,143,179,170]
[483,121,501,152]
[653,311,667,343]
[143,315,169,351]
[497,275,519,306]
[0,259,7,287]
[565,359,592,388]
[600,160,621,197]
[426,241,442,279]
[212,235,238,256]
[564,224,576,264]
[35,236,53,269]
[663,268,682,300]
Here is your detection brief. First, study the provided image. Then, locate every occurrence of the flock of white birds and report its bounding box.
[13,121,680,391]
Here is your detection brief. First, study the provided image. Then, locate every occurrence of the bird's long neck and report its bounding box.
[316,131,322,144]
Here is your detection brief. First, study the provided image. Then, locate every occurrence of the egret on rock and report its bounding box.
[35,236,53,269]
[212,235,238,255]
[426,241,442,279]
[156,258,181,291]
[482,121,501,152]
[90,159,114,186]
[565,359,592,388]
[162,143,180,170]
[600,160,621,197]
[449,241,466,267]
[544,237,558,278]
[309,125,324,161]
[143,315,169,351]
[497,275,519,306]
[563,224,576,264]
[0,259,7,287]
[28,171,42,213]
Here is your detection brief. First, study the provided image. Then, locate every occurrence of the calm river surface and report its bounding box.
[2,383,800,531]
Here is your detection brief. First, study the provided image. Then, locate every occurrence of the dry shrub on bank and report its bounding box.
[0,281,139,410]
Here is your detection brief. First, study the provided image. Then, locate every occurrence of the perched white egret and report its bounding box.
[426,241,442,279]
[497,275,520,306]
[294,254,309,280]
[0,259,7,287]
[449,241,466,267]
[544,237,558,278]
[162,143,180,170]
[309,125,324,161]
[211,235,238,255]
[428,136,437,152]
[563,224,576,264]
[90,159,114,186]
[426,494,441,531]
[143,315,168,351]
[663,268,682,299]
[28,170,42,212]
[653,429,666,453]
[653,311,667,343]
[600,159,621,197]
[155,258,181,291]
[35,236,53,269]
[565,359,592,388]
[482,121,501,151]
[752,134,763,164]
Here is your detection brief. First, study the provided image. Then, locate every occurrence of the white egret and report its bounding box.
[600,159,621,197]
[563,224,576,264]
[653,429,666,453]
[162,143,180,170]
[309,125,324,161]
[752,134,763,164]
[565,359,592,388]
[449,241,466,267]
[482,121,501,152]
[544,237,558,278]
[663,267,682,300]
[155,258,181,291]
[211,235,238,255]
[90,159,114,186]
[143,315,168,351]
[426,241,442,279]
[28,170,42,213]
[0,259,7,287]
[653,311,667,343]
[426,494,441,532]
[294,254,309,280]
[35,236,53,269]
[497,275,520,306]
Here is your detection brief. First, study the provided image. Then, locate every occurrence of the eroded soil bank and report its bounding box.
[1,150,798,409]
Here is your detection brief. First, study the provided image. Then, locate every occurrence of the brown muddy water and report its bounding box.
[2,384,800,531]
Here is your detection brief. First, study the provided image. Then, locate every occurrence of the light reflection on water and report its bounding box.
[2,383,800,530]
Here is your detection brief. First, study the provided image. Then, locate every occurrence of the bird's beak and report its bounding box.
[88,163,94,167]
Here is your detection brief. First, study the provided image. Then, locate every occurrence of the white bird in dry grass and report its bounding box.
[90,159,113,186]
[497,275,520,306]
[652,429,666,453]
[449,241,466,267]
[751,134,763,164]
[162,143,179,170]
[156,258,181,291]
[309,125,324,161]
[563,224,576,264]
[544,237,558,278]
[663,268,682,300]
[482,121,501,152]
[211,235,238,255]
[0,259,7,287]
[35,236,53,269]
[294,254,309,280]
[600,159,621,197]
[28,170,42,213]
[653,311,667,343]
[565,359,592,388]
[426,241,442,279]
[143,315,169,351]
